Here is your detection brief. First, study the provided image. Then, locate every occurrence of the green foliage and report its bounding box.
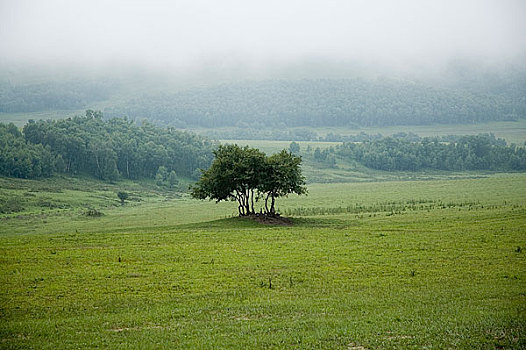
[191,145,266,215]
[0,196,25,213]
[154,167,178,188]
[0,122,55,178]
[155,166,168,186]
[106,78,526,128]
[192,145,306,216]
[167,170,178,188]
[0,111,215,180]
[262,150,307,214]
[117,191,129,205]
[85,208,104,216]
[289,141,300,153]
[0,79,115,113]
[313,147,337,167]
[336,134,526,171]
[197,120,526,145]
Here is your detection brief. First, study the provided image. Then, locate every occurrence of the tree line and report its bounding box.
[333,134,526,171]
[0,111,215,180]
[0,80,115,113]
[104,78,525,128]
[191,145,306,216]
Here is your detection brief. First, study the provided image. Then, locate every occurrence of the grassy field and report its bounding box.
[221,139,340,154]
[0,110,87,127]
[3,110,525,145]
[211,120,526,145]
[1,174,525,349]
[220,139,517,184]
[316,120,526,145]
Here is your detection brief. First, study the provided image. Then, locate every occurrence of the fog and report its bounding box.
[1,0,526,82]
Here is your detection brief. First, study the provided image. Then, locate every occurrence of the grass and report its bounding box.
[1,174,525,348]
[214,120,526,146]
[221,139,341,154]
[3,111,525,144]
[353,120,526,145]
[219,139,524,184]
[0,110,87,127]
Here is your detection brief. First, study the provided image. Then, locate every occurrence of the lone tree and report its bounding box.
[117,191,129,205]
[261,150,307,215]
[191,145,306,216]
[289,141,300,154]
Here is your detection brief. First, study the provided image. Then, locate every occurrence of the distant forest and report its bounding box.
[337,134,526,171]
[304,133,526,172]
[1,76,524,129]
[0,80,115,113]
[0,111,215,180]
[1,113,525,181]
[104,79,526,128]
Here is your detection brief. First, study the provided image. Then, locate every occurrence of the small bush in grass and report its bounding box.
[0,198,25,213]
[85,208,103,217]
[117,191,129,205]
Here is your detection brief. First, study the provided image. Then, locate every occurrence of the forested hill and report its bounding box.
[0,111,215,180]
[0,79,116,113]
[104,78,526,128]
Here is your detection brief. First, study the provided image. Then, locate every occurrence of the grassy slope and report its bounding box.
[2,111,526,144]
[315,120,526,145]
[204,119,526,145]
[221,139,524,184]
[1,174,525,349]
[0,110,87,127]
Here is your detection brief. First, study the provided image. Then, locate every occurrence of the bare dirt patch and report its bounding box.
[243,214,294,226]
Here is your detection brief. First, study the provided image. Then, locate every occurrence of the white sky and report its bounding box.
[1,0,525,70]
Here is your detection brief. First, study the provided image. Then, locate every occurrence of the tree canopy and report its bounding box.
[105,78,526,129]
[335,134,526,171]
[191,145,307,216]
[0,79,115,113]
[0,111,215,180]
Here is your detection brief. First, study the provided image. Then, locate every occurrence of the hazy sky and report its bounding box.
[1,0,525,71]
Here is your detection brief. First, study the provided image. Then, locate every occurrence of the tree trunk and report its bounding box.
[95,154,102,179]
[265,192,270,214]
[270,192,276,215]
[254,190,256,214]
[245,189,250,215]
[236,193,244,216]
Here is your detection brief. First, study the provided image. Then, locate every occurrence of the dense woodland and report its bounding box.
[322,134,526,171]
[0,111,215,180]
[2,111,525,182]
[104,78,526,128]
[0,79,115,113]
[1,73,524,129]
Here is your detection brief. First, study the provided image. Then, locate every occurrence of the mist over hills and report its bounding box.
[106,75,525,128]
[1,0,525,130]
[1,60,525,129]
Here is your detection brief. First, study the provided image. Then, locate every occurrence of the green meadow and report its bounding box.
[1,173,525,349]
[206,119,526,146]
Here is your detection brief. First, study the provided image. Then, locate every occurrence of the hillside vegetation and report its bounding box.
[333,134,526,171]
[104,78,526,128]
[0,79,115,113]
[3,115,525,185]
[0,111,215,180]
[2,72,524,131]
